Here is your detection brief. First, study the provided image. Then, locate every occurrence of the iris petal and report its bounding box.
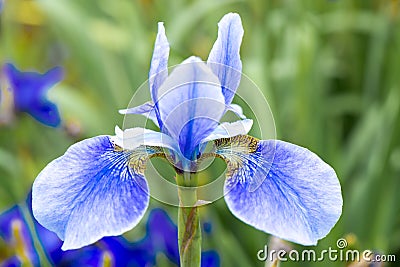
[32,136,154,250]
[226,103,246,119]
[217,137,342,245]
[149,22,170,127]
[207,13,244,105]
[112,126,179,153]
[119,101,159,127]
[157,57,226,158]
[202,119,253,142]
[149,22,169,103]
[119,22,169,129]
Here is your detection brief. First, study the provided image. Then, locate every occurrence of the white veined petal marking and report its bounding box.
[111,141,166,175]
[210,135,274,192]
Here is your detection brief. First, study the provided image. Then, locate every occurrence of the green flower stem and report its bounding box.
[176,172,201,267]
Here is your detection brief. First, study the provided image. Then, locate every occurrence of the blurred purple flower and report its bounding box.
[3,63,63,127]
[135,209,220,267]
[0,200,131,266]
[0,205,40,266]
[0,196,220,266]
[203,221,213,235]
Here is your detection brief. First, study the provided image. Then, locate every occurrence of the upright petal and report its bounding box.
[207,13,244,105]
[216,137,342,245]
[149,22,170,127]
[149,22,170,101]
[156,57,226,159]
[32,135,156,250]
[4,63,63,127]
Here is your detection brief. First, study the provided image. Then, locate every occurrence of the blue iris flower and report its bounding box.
[0,196,219,266]
[32,13,342,251]
[3,63,63,127]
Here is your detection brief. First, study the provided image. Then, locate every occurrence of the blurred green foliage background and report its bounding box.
[1,0,400,266]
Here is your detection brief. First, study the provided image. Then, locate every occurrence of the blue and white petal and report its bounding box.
[32,135,155,250]
[119,101,159,127]
[112,126,179,153]
[207,13,244,105]
[216,137,342,245]
[226,103,246,119]
[149,22,170,128]
[156,57,226,158]
[202,119,253,142]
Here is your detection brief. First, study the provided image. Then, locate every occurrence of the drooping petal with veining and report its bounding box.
[156,57,226,159]
[32,136,158,250]
[216,137,342,245]
[4,63,63,127]
[207,13,243,105]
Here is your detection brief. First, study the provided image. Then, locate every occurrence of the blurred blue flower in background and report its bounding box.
[0,196,220,267]
[0,194,134,267]
[31,12,342,252]
[0,204,40,266]
[202,221,213,235]
[2,63,63,127]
